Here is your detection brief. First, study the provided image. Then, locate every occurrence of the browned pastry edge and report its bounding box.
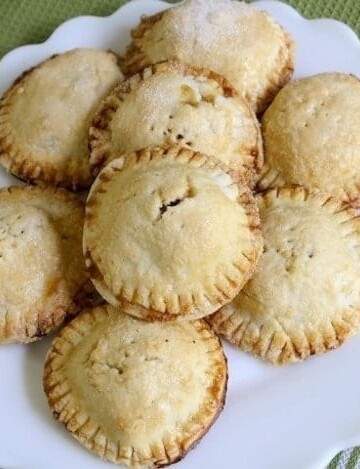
[84,144,263,321]
[258,73,360,209]
[89,60,262,185]
[119,11,295,114]
[254,29,295,114]
[44,305,228,467]
[208,185,360,364]
[0,185,98,343]
[119,12,165,76]
[0,49,122,191]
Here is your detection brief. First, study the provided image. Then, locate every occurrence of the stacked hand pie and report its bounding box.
[1,0,359,467]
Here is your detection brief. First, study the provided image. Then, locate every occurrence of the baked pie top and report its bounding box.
[0,48,123,190]
[89,61,262,186]
[44,304,227,467]
[121,0,295,113]
[83,145,263,321]
[209,186,360,364]
[260,73,360,207]
[0,185,93,343]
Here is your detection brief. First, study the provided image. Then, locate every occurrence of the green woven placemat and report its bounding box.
[0,1,359,468]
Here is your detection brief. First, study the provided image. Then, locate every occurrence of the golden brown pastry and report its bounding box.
[83,145,263,321]
[209,186,360,364]
[89,61,263,186]
[0,185,95,344]
[260,73,360,207]
[0,48,124,191]
[121,0,295,113]
[44,304,228,468]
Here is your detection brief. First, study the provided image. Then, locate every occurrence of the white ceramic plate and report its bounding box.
[0,1,360,468]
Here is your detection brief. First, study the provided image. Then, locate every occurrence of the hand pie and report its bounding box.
[260,73,360,207]
[83,145,263,321]
[0,185,95,344]
[209,187,360,364]
[0,48,124,190]
[44,304,227,468]
[120,0,294,113]
[89,61,263,186]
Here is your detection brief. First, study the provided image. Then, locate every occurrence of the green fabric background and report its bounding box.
[0,1,359,468]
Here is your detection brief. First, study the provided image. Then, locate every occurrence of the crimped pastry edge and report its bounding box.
[43,304,228,468]
[119,9,295,114]
[88,60,263,186]
[0,185,98,343]
[208,186,360,364]
[0,49,122,191]
[258,73,360,208]
[84,144,263,321]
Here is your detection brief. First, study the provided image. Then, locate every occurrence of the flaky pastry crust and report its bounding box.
[120,0,295,113]
[0,48,123,190]
[84,145,263,321]
[89,61,263,186]
[259,73,360,208]
[44,305,228,468]
[0,185,96,343]
[209,186,360,364]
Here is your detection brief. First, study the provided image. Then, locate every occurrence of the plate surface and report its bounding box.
[0,1,360,468]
